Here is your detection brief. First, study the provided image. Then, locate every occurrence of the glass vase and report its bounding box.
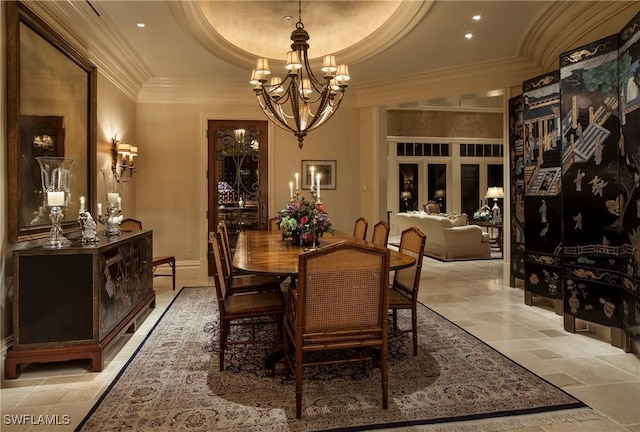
[101,169,123,236]
[37,157,75,248]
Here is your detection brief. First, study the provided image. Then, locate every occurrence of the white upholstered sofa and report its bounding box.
[394,212,491,261]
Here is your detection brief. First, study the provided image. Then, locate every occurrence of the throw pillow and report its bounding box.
[451,214,468,227]
[423,202,440,214]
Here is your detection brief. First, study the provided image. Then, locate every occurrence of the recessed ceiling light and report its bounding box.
[465,33,473,40]
[283,15,293,22]
[136,22,146,28]
[472,15,481,21]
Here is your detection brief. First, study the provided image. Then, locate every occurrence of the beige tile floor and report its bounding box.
[1,256,639,431]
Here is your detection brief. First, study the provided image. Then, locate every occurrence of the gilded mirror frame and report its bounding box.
[7,0,97,243]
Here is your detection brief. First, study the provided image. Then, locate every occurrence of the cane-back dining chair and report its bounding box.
[215,222,281,293]
[120,218,176,290]
[371,221,390,247]
[283,241,391,418]
[209,232,285,371]
[353,217,368,241]
[389,226,426,356]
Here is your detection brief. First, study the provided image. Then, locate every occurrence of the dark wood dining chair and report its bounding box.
[215,222,281,293]
[389,226,426,356]
[283,241,390,418]
[216,221,242,277]
[353,217,368,241]
[209,231,285,371]
[120,218,176,290]
[371,220,390,247]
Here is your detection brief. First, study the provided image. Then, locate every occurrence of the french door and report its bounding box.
[207,120,269,274]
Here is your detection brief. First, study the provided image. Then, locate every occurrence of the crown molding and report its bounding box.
[168,0,432,70]
[391,105,504,114]
[138,78,256,105]
[351,56,542,108]
[136,54,539,109]
[520,1,640,72]
[331,0,435,66]
[21,1,152,102]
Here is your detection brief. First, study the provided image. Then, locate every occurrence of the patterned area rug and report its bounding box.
[76,287,600,432]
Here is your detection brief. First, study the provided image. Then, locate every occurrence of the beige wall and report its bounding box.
[388,110,503,139]
[359,106,389,229]
[96,73,138,219]
[134,103,362,280]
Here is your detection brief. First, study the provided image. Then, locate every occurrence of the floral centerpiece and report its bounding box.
[277,197,334,246]
[473,204,492,222]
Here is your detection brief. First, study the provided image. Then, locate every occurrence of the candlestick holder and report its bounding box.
[78,211,99,244]
[37,157,75,248]
[302,187,320,250]
[310,185,322,205]
[100,169,123,236]
[98,203,123,236]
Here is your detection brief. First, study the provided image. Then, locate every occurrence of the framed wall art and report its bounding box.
[301,160,336,190]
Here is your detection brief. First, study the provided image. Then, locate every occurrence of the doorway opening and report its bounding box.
[207,120,269,274]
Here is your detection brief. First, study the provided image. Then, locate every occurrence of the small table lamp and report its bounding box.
[485,186,504,222]
[401,191,412,211]
[433,189,445,211]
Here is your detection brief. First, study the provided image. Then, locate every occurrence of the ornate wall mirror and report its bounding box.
[7,1,97,243]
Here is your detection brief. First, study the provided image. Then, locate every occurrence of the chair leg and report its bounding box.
[381,344,389,410]
[295,347,303,419]
[283,331,291,380]
[170,259,176,290]
[277,316,283,339]
[363,349,369,372]
[412,308,418,356]
[219,322,226,372]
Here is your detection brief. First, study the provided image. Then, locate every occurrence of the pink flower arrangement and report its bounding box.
[276,197,334,243]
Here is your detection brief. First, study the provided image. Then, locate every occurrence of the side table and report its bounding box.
[473,221,503,257]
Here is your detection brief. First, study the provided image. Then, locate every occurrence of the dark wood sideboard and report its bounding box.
[5,230,155,379]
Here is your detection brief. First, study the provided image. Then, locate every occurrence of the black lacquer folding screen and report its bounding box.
[509,10,640,349]
[508,96,525,286]
[523,71,562,303]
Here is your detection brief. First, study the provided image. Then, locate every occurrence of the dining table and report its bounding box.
[232,229,416,373]
[232,229,415,276]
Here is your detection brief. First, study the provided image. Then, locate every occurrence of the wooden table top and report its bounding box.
[233,230,416,276]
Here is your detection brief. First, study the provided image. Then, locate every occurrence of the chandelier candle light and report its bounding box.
[251,0,350,148]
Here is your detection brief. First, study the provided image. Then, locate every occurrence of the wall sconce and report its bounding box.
[111,137,138,182]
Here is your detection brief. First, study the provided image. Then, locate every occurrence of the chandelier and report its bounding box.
[250,0,350,149]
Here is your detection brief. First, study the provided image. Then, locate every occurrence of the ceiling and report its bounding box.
[33,1,640,110]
